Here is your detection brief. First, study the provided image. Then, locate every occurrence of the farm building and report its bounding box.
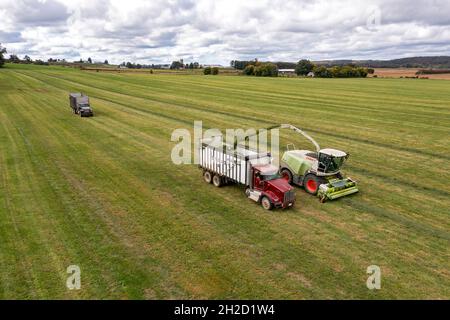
[278,68,296,76]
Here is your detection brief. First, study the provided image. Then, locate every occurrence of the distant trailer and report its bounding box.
[69,93,94,117]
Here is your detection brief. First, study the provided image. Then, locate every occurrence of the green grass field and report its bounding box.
[0,63,449,299]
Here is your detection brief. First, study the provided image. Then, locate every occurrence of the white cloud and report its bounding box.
[0,0,449,64]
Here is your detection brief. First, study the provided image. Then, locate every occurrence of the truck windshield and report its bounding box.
[261,173,281,181]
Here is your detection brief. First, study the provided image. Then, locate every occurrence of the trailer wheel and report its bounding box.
[280,168,293,184]
[212,174,223,187]
[303,174,321,195]
[203,171,212,184]
[261,196,273,210]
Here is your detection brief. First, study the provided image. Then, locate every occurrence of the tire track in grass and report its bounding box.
[344,198,450,241]
[0,105,49,298]
[346,164,450,199]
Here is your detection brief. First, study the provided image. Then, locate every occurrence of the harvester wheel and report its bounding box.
[203,171,212,184]
[212,174,223,187]
[261,196,273,210]
[280,168,293,184]
[303,174,321,195]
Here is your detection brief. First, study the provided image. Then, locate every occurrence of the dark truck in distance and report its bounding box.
[69,93,93,117]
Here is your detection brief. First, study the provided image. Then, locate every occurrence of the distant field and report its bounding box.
[373,68,450,79]
[0,63,449,299]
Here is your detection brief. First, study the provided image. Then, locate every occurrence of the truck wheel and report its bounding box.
[212,174,222,187]
[303,174,321,195]
[203,171,212,183]
[280,168,293,184]
[261,196,273,210]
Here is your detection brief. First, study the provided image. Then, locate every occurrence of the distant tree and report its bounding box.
[212,67,219,75]
[260,63,278,77]
[126,62,133,68]
[313,66,332,78]
[104,59,109,65]
[9,54,19,63]
[23,55,32,63]
[295,59,314,76]
[243,64,255,75]
[33,59,49,66]
[275,61,297,69]
[87,57,92,64]
[367,68,374,74]
[170,60,183,69]
[0,43,6,67]
[244,63,277,77]
[203,66,212,75]
[189,62,194,69]
[193,62,199,69]
[231,60,255,70]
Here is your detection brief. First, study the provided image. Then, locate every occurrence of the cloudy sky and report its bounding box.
[1,0,449,65]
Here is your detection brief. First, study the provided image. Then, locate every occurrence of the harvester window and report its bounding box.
[319,153,346,173]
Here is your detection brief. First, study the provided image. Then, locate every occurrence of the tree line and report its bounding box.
[231,58,372,78]
[295,59,372,78]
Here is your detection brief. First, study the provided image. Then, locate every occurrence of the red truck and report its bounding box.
[199,139,295,210]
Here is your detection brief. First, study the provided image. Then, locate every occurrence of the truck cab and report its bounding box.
[248,164,295,210]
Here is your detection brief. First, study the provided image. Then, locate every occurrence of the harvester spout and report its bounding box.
[277,124,321,152]
[233,123,321,152]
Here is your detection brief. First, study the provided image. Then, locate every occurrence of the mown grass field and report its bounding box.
[0,63,449,299]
